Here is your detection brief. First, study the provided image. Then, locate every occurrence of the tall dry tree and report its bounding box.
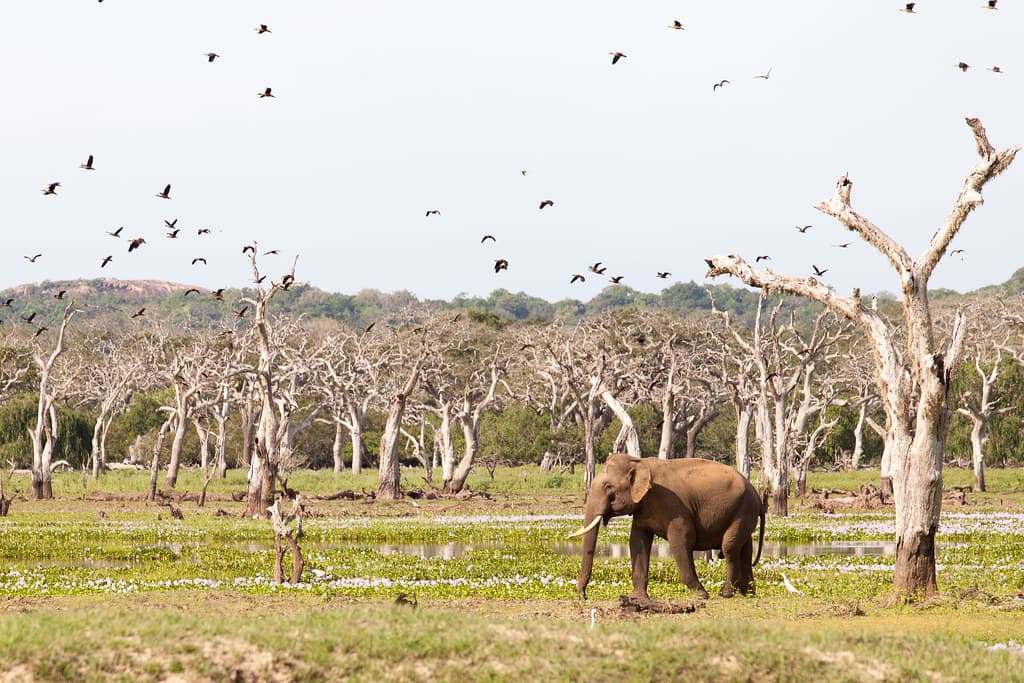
[375,327,427,501]
[240,251,300,517]
[705,118,1017,595]
[28,302,78,500]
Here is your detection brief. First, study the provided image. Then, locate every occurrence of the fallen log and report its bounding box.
[619,595,699,614]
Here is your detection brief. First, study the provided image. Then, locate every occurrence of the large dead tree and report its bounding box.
[240,251,301,517]
[705,118,1017,595]
[28,302,78,500]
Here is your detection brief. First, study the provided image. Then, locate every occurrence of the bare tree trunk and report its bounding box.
[600,389,640,457]
[214,414,228,478]
[377,357,422,500]
[851,401,867,470]
[968,419,987,493]
[165,414,188,488]
[331,420,345,473]
[735,405,753,477]
[239,398,257,470]
[148,418,172,502]
[685,406,719,458]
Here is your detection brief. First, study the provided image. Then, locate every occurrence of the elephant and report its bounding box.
[569,454,766,601]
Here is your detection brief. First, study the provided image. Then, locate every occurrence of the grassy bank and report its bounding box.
[1,466,1023,680]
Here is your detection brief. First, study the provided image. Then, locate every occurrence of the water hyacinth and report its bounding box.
[0,510,1021,600]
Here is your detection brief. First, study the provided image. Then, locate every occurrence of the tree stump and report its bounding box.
[270,496,304,584]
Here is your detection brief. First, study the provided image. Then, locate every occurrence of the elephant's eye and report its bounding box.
[603,482,613,493]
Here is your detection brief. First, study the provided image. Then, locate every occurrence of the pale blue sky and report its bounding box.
[3,1,1020,301]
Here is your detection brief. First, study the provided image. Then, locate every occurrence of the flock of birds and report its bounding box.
[18,21,294,332]
[15,3,1011,333]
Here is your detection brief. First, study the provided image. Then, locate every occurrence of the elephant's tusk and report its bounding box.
[566,516,602,539]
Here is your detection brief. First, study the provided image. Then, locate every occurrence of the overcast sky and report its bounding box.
[3,1,1020,302]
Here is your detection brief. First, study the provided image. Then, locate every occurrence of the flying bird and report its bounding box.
[164,218,178,229]
[901,2,915,13]
[756,255,771,262]
[656,271,671,278]
[192,257,207,265]
[589,262,606,275]
[812,265,828,276]
[131,308,145,318]
[42,182,60,195]
[480,234,496,243]
[101,255,113,268]
[108,226,123,237]
[156,184,171,199]
[80,155,95,170]
[34,326,48,337]
[494,258,509,273]
[986,0,998,8]
[242,244,256,254]
[520,169,527,176]
[212,288,225,300]
[539,199,554,210]
[234,306,248,319]
[128,238,146,252]
[364,322,376,334]
[754,68,772,80]
[609,52,626,65]
[263,249,279,255]
[22,312,36,324]
[713,79,730,91]
[610,276,624,284]
[204,52,220,62]
[54,290,66,300]
[833,243,851,248]
[24,254,42,263]
[255,24,271,34]
[425,210,441,217]
[669,20,684,30]
[259,87,275,98]
[197,227,211,235]
[957,62,971,72]
[570,274,586,283]
[2,299,12,307]
[795,225,812,233]
[167,229,180,238]
[184,288,201,296]
[951,249,966,255]
[989,66,1003,73]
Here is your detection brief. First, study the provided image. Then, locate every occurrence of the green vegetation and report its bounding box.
[1,468,1023,680]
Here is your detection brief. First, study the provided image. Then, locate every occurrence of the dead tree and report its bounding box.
[376,340,426,500]
[717,295,844,514]
[269,496,304,584]
[705,118,1017,595]
[240,250,301,517]
[956,343,1011,492]
[29,302,78,500]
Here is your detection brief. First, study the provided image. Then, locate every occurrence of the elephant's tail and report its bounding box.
[752,490,768,567]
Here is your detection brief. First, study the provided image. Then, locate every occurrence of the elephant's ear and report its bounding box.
[630,461,652,505]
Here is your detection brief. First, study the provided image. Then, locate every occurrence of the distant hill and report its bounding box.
[1,270,1015,332]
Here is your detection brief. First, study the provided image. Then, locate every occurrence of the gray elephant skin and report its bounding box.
[571,454,766,600]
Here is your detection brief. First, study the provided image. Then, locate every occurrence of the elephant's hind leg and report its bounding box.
[719,524,752,597]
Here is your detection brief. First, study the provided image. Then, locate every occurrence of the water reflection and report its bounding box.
[551,541,898,558]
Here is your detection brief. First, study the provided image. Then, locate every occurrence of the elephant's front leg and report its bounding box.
[628,524,654,601]
[666,521,709,599]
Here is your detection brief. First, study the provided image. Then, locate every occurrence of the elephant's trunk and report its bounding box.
[574,499,606,599]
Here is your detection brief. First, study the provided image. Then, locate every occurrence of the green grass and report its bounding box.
[2,466,1024,680]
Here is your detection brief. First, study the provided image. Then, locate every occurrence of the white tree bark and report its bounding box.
[705,118,1017,595]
